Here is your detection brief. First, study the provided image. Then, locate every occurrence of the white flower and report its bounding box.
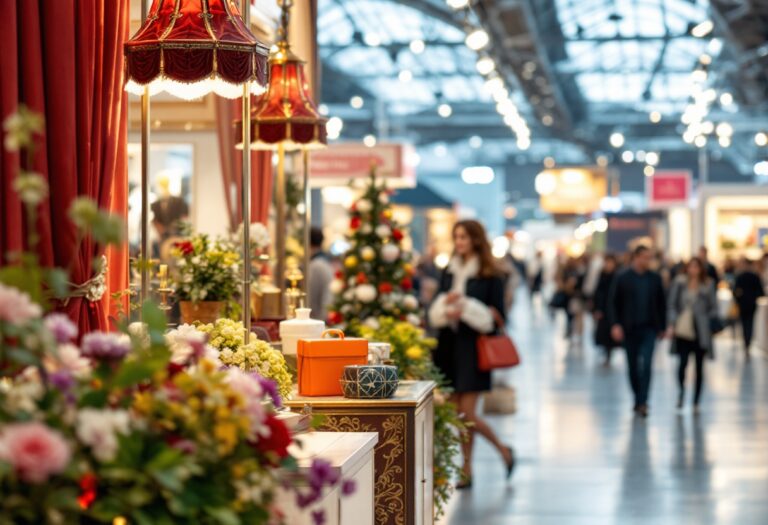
[403,295,419,310]
[0,283,42,324]
[44,344,92,379]
[363,317,380,329]
[375,225,391,239]
[407,313,422,326]
[13,173,48,205]
[356,199,372,213]
[76,408,130,462]
[329,279,345,295]
[2,368,44,414]
[355,284,377,303]
[381,244,400,263]
[165,324,207,364]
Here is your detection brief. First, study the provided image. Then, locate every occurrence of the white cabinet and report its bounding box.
[277,432,378,525]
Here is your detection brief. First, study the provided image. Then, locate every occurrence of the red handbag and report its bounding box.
[477,308,521,371]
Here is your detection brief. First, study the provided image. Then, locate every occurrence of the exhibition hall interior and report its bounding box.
[1,0,767,523]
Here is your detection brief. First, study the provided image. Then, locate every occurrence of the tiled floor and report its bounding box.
[444,296,768,525]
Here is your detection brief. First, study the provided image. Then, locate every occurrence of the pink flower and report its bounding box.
[0,283,42,325]
[44,313,78,343]
[225,368,267,435]
[81,332,131,360]
[0,422,71,483]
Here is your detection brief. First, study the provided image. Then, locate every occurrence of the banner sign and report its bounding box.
[647,170,691,208]
[309,143,416,188]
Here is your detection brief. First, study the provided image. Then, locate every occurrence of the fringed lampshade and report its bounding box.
[124,0,270,100]
[236,0,327,150]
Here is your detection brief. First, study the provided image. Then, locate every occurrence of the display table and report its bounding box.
[277,431,378,525]
[286,380,436,525]
[754,297,768,356]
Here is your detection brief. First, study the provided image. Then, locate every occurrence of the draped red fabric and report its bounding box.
[0,0,129,333]
[214,96,274,229]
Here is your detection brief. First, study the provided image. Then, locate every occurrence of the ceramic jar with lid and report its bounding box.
[279,308,325,355]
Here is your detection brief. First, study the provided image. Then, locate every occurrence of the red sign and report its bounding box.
[647,170,691,208]
[309,143,416,188]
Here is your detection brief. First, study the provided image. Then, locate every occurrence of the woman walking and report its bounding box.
[593,254,620,366]
[429,219,515,488]
[667,258,718,412]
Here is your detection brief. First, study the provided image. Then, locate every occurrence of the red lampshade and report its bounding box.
[243,44,327,150]
[125,0,269,99]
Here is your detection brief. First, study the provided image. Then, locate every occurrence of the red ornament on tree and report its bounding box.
[328,311,343,325]
[356,272,368,284]
[350,216,361,230]
[392,229,404,241]
[400,277,413,291]
[378,282,393,294]
[77,473,98,510]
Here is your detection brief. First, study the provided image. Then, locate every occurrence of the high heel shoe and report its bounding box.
[456,477,473,490]
[503,446,515,480]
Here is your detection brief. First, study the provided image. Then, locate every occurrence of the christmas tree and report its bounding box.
[328,170,421,330]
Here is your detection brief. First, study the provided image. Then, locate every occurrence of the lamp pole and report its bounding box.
[241,0,252,343]
[140,0,151,311]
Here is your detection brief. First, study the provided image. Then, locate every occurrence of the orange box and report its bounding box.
[297,330,369,396]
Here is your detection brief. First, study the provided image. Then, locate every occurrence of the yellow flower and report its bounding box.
[215,422,238,455]
[344,255,358,268]
[405,346,423,360]
[133,391,153,414]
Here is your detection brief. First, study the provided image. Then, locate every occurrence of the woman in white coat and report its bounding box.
[429,220,514,488]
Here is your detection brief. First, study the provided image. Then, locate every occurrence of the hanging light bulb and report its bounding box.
[465,29,490,51]
[609,132,625,148]
[438,103,453,118]
[476,56,496,75]
[409,39,426,54]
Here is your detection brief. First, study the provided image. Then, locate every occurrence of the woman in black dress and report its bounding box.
[428,220,514,488]
[593,254,620,366]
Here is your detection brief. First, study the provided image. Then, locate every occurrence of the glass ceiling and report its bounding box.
[318,0,493,115]
[555,0,711,112]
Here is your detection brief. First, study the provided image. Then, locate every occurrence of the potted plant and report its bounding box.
[171,234,241,324]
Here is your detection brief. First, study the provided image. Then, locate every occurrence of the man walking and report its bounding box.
[608,246,667,417]
[308,227,334,322]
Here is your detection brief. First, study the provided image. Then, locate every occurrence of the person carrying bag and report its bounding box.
[428,220,515,489]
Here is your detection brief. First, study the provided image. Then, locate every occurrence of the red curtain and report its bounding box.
[214,95,274,229]
[0,0,129,333]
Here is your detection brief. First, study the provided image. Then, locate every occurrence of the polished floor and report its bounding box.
[444,295,768,525]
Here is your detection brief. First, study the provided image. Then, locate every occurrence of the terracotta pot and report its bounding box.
[179,301,224,325]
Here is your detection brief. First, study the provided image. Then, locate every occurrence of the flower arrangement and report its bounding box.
[0,298,346,524]
[171,234,241,303]
[197,318,294,401]
[358,317,465,519]
[0,107,351,525]
[327,169,421,330]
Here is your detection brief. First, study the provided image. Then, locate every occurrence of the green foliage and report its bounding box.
[170,234,241,305]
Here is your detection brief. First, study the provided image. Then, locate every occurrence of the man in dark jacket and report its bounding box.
[733,258,764,356]
[608,245,667,417]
